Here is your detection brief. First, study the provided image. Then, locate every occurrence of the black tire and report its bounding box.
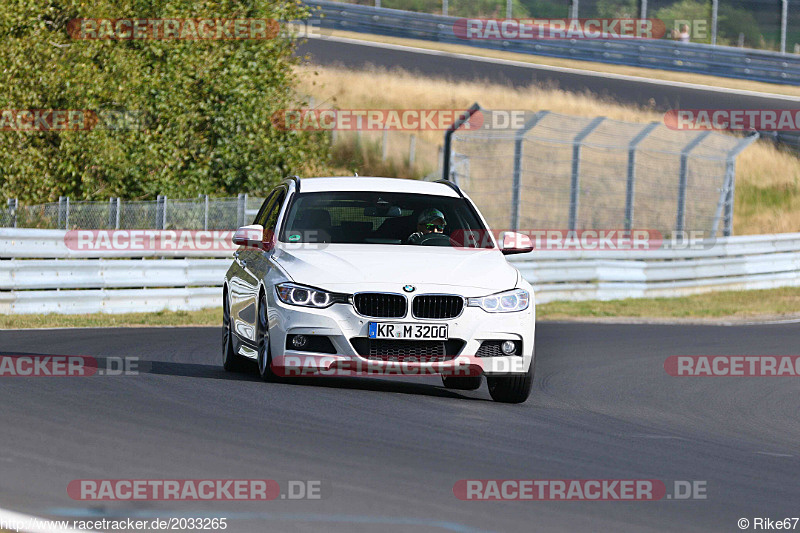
[256,292,280,382]
[442,376,482,390]
[222,288,247,372]
[486,351,535,404]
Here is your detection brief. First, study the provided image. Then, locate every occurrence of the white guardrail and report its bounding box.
[1,229,800,314]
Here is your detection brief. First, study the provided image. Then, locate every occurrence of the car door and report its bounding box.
[230,189,276,342]
[234,186,287,341]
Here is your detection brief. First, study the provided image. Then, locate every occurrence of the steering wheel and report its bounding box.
[416,232,452,247]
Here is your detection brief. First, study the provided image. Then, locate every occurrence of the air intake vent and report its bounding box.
[350,338,465,361]
[412,295,464,319]
[353,293,406,318]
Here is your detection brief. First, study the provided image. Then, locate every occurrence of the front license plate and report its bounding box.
[368,322,449,340]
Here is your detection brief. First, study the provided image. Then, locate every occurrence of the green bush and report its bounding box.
[0,0,329,203]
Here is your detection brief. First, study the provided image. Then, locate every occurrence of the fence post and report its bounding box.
[108,198,115,229]
[676,131,712,234]
[568,117,605,230]
[625,122,659,231]
[511,111,549,231]
[570,0,579,19]
[781,0,788,54]
[640,0,647,19]
[717,132,759,237]
[443,103,481,181]
[115,197,121,229]
[237,193,246,227]
[442,0,447,16]
[506,0,512,19]
[382,128,389,161]
[7,198,17,228]
[58,196,67,229]
[204,194,209,230]
[409,135,416,167]
[711,0,718,45]
[156,195,165,229]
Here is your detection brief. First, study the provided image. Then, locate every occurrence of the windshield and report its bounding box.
[279,191,493,248]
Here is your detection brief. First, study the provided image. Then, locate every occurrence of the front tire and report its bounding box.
[256,292,280,382]
[486,351,535,404]
[222,289,246,372]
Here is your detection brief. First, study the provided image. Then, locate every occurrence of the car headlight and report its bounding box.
[467,289,529,313]
[276,283,346,308]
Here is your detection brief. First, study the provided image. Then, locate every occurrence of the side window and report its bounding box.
[263,190,287,235]
[253,191,277,227]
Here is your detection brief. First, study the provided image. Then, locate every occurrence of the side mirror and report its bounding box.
[499,231,533,255]
[232,224,273,251]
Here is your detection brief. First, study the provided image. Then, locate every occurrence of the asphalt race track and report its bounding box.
[297,37,800,112]
[1,323,798,532]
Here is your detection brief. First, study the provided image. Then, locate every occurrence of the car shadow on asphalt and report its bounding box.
[138,358,482,400]
[0,351,485,400]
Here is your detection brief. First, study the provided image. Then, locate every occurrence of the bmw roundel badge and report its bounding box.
[403,285,415,293]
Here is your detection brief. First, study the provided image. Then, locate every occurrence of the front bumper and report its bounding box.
[265,291,535,377]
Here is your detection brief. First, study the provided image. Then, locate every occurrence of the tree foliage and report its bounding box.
[0,0,329,202]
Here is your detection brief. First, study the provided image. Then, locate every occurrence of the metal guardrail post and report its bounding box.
[237,193,246,227]
[676,131,712,234]
[625,122,659,231]
[511,111,549,231]
[569,117,605,230]
[442,103,481,182]
[719,132,760,237]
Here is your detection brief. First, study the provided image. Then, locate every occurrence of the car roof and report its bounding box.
[297,177,460,198]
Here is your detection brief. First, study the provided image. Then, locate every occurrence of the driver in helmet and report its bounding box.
[407,208,446,244]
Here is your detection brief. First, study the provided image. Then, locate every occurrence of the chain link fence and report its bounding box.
[1,195,265,230]
[446,105,758,237]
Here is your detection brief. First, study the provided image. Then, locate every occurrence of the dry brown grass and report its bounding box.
[298,64,800,234]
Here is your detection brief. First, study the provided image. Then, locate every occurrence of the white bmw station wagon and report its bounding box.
[222,176,536,403]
